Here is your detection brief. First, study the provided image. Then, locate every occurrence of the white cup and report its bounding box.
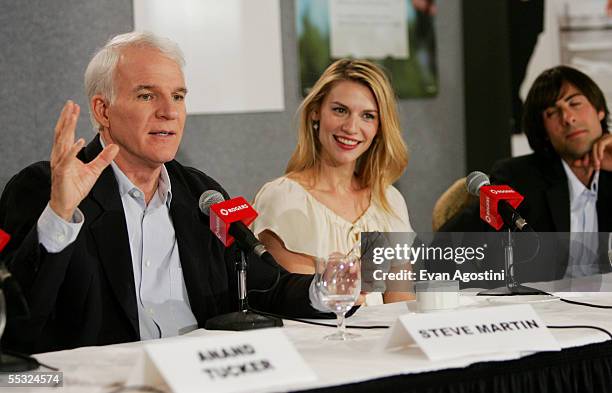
[414,280,459,312]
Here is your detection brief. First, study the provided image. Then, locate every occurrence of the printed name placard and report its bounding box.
[381,304,560,361]
[128,328,316,393]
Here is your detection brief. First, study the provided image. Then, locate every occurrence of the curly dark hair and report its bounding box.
[522,65,609,157]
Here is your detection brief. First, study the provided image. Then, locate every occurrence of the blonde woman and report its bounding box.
[253,59,413,304]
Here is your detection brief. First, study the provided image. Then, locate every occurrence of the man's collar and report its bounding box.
[100,135,173,206]
[158,164,173,205]
[561,159,599,201]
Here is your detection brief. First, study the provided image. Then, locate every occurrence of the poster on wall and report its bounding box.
[134,0,285,114]
[297,0,438,98]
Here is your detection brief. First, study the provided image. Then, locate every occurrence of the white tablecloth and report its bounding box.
[7,274,612,393]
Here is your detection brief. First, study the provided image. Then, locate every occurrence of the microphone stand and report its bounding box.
[205,251,283,331]
[477,228,544,296]
[0,288,39,372]
[0,230,41,371]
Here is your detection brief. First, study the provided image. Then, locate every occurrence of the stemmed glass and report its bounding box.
[315,253,361,340]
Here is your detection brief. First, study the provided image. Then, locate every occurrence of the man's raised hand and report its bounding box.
[49,101,119,221]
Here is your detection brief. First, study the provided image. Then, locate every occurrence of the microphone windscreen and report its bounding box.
[198,190,225,215]
[466,171,490,196]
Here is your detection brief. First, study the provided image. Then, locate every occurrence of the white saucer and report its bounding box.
[485,295,560,304]
[405,295,482,313]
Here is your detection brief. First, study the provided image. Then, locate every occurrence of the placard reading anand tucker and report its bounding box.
[131,329,316,393]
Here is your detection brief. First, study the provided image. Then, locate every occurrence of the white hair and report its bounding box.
[84,31,186,131]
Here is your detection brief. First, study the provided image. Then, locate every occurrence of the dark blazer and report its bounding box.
[0,137,321,354]
[440,153,612,282]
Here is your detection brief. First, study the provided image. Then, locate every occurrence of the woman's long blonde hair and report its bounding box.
[286,59,408,213]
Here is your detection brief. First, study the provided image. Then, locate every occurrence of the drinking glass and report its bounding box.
[315,253,361,340]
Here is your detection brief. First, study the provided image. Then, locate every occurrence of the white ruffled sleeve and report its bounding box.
[251,178,321,257]
[385,185,414,232]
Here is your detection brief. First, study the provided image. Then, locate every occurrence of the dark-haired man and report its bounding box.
[443,66,612,280]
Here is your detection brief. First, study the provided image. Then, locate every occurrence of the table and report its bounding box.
[5,275,612,393]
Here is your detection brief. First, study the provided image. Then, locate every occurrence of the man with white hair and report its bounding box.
[0,32,326,354]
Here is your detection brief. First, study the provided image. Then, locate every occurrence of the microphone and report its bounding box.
[466,171,533,232]
[198,191,284,330]
[198,190,276,266]
[0,228,30,317]
[0,229,16,287]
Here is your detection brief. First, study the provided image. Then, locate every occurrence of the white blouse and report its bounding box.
[252,176,413,258]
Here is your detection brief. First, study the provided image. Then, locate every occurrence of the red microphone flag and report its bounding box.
[479,185,524,230]
[0,228,10,252]
[209,197,258,247]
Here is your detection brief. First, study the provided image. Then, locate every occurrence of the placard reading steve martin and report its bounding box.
[382,304,560,360]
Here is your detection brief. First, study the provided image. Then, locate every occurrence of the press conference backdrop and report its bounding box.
[0,0,464,231]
